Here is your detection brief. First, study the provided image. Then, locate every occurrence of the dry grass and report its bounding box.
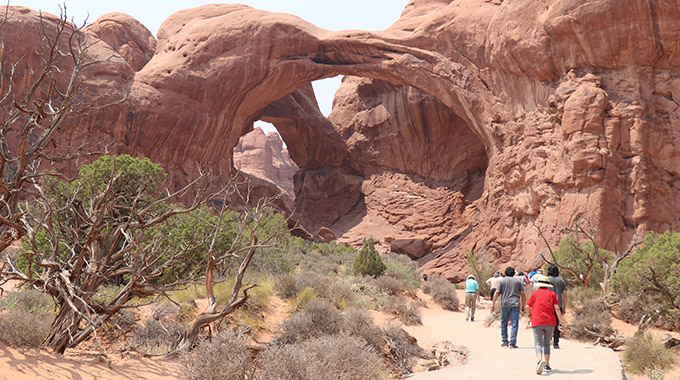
[0,309,52,348]
[623,332,675,375]
[180,328,253,380]
[423,275,460,311]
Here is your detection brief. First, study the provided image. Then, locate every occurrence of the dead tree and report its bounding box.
[0,6,126,254]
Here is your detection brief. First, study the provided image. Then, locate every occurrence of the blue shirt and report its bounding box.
[465,278,479,293]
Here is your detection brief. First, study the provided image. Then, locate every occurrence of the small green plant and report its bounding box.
[290,286,318,313]
[623,332,674,375]
[352,237,386,278]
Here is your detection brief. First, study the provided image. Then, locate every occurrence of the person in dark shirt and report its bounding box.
[547,265,568,349]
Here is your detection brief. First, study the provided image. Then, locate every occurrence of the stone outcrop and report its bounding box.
[233,127,298,209]
[4,1,680,281]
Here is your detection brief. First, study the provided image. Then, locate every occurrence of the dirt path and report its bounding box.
[404,294,624,380]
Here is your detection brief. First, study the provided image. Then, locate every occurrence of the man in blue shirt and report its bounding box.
[465,274,479,322]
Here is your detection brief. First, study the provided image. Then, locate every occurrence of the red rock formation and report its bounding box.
[233,127,298,209]
[4,1,680,281]
[88,12,156,71]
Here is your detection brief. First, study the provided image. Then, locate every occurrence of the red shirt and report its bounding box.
[526,288,559,326]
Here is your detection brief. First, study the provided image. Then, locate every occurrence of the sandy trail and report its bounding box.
[404,293,624,380]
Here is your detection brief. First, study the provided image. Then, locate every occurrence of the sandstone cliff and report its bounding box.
[233,127,298,209]
[4,1,679,280]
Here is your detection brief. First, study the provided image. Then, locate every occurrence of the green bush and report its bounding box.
[0,289,54,312]
[553,235,610,287]
[352,237,386,278]
[623,332,674,374]
[180,328,253,380]
[612,231,680,329]
[259,334,389,380]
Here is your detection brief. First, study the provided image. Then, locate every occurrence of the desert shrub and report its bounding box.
[277,298,343,344]
[383,325,424,374]
[423,275,460,311]
[0,289,55,348]
[352,237,386,278]
[180,328,253,380]
[623,332,675,374]
[614,295,648,326]
[343,308,385,352]
[376,274,410,295]
[0,309,53,348]
[567,286,601,309]
[383,252,420,290]
[130,318,184,355]
[259,334,389,380]
[289,286,318,312]
[465,246,495,297]
[567,298,615,341]
[0,288,54,312]
[612,231,680,329]
[274,273,299,299]
[400,303,423,326]
[382,295,422,325]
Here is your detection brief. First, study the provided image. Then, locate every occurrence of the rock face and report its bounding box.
[233,127,298,209]
[4,1,680,281]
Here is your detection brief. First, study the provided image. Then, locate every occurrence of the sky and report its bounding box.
[15,1,409,133]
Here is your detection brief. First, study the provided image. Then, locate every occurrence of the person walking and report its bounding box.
[526,275,564,374]
[491,267,526,348]
[465,274,479,321]
[486,271,502,302]
[547,264,568,349]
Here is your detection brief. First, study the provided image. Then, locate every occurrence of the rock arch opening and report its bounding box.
[245,75,488,253]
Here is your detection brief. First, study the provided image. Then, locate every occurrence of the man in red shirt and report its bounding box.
[526,275,565,374]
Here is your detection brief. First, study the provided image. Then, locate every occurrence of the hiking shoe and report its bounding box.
[536,360,546,374]
[509,344,518,349]
[544,365,552,372]
[501,343,509,348]
[465,316,469,321]
[470,317,474,322]
[553,343,560,349]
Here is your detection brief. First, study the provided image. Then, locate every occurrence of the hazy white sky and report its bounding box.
[15,0,409,127]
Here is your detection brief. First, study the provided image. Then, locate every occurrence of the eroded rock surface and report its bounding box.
[4,0,680,280]
[233,127,298,209]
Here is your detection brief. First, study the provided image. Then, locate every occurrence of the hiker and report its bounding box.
[547,264,568,349]
[465,274,479,321]
[491,266,526,348]
[526,275,564,374]
[486,271,502,302]
[530,268,544,287]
